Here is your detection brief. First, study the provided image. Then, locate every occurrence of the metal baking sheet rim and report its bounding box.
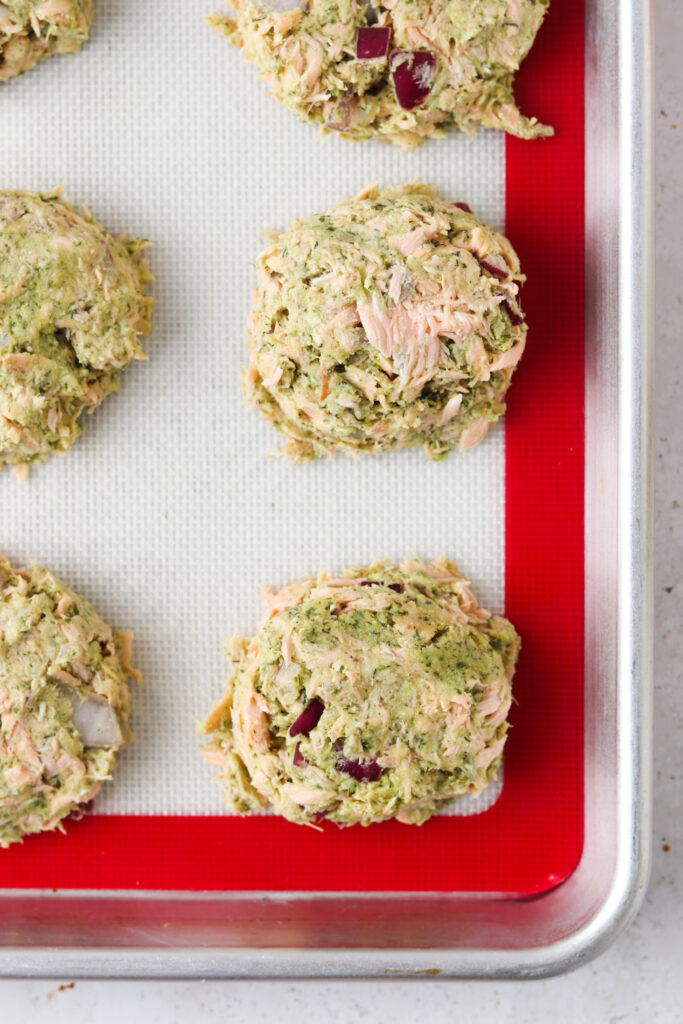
[0,0,653,979]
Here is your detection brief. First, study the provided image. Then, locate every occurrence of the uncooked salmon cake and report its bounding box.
[0,555,139,847]
[0,1,92,82]
[244,183,527,461]
[200,558,520,827]
[0,190,153,479]
[208,0,551,149]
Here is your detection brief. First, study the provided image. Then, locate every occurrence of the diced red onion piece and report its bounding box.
[293,743,306,767]
[289,697,325,737]
[360,580,404,593]
[390,50,436,110]
[334,740,382,782]
[326,93,363,132]
[356,26,391,59]
[68,799,96,822]
[453,202,472,213]
[337,754,382,782]
[479,258,508,280]
[501,299,524,326]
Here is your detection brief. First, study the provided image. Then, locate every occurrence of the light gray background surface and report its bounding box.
[0,0,681,1020]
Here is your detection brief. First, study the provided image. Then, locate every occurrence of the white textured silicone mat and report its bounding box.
[1,0,506,816]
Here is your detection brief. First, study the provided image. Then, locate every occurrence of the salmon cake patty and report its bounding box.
[0,190,153,479]
[201,558,519,827]
[0,555,139,847]
[244,184,527,461]
[0,1,92,82]
[208,0,551,149]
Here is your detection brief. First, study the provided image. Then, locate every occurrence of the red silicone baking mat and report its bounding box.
[1,0,584,895]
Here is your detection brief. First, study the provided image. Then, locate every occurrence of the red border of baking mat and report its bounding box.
[1,2,584,895]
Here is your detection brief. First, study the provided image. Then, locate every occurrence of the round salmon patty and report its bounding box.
[208,0,551,149]
[0,555,138,846]
[244,184,527,461]
[201,558,519,827]
[0,190,153,479]
[0,1,92,83]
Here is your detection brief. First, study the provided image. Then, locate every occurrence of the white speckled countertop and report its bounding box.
[1,1,680,1019]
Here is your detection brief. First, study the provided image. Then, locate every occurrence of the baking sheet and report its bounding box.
[1,0,585,895]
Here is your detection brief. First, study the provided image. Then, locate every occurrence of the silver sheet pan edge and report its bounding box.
[0,0,653,978]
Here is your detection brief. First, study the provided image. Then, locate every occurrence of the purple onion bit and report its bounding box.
[390,50,436,110]
[292,743,307,767]
[334,739,382,782]
[479,258,508,280]
[289,697,325,737]
[359,580,404,593]
[501,299,525,326]
[68,799,96,822]
[325,94,357,132]
[453,202,472,213]
[356,26,391,59]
